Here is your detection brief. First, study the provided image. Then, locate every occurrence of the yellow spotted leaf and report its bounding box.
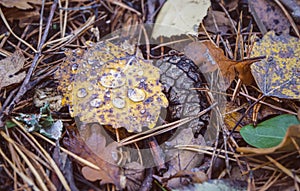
[251,31,300,99]
[57,41,168,132]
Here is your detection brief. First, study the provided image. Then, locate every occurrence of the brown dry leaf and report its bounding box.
[0,50,26,89]
[249,0,290,34]
[221,0,239,12]
[237,124,300,154]
[123,162,145,191]
[163,128,206,188]
[2,7,40,28]
[0,0,41,10]
[63,124,122,189]
[184,41,261,90]
[200,9,236,35]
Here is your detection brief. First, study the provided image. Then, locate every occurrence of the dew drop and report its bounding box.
[99,69,126,88]
[71,63,78,71]
[67,84,73,91]
[140,109,146,114]
[90,98,102,108]
[75,48,84,56]
[85,41,95,47]
[112,97,125,109]
[128,88,146,102]
[87,58,95,65]
[111,151,118,162]
[137,70,143,76]
[77,88,88,98]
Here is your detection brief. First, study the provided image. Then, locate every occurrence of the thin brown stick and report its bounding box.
[0,8,37,52]
[0,0,58,126]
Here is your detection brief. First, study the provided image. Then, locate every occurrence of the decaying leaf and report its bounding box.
[33,88,62,111]
[15,104,63,140]
[63,124,122,189]
[2,7,40,28]
[174,179,247,191]
[0,0,41,10]
[240,114,300,148]
[163,128,206,188]
[251,31,300,99]
[184,41,261,90]
[152,0,211,38]
[0,50,26,89]
[200,9,236,35]
[249,0,290,34]
[238,124,300,154]
[57,41,168,132]
[123,162,145,191]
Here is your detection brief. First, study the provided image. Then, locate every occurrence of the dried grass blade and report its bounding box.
[1,131,49,191]
[0,146,39,190]
[11,118,71,191]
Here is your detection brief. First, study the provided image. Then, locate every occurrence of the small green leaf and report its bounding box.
[5,120,17,128]
[240,114,300,148]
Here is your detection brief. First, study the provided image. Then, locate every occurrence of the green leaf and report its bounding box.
[240,114,300,148]
[5,120,17,128]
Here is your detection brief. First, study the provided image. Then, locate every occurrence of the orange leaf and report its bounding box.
[184,41,263,90]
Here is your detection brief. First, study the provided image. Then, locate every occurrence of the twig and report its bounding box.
[0,8,37,53]
[0,0,58,126]
[240,91,297,114]
[228,95,266,136]
[119,102,217,146]
[106,0,141,16]
[0,147,39,190]
[38,0,45,46]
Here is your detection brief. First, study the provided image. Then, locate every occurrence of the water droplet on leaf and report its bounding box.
[128,88,146,102]
[112,97,126,108]
[99,69,126,88]
[90,98,102,108]
[77,88,88,98]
